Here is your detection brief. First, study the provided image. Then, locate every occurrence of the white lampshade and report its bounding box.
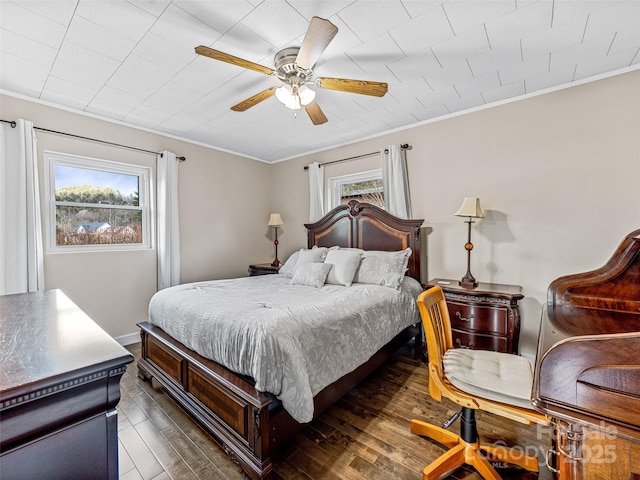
[298,85,316,106]
[289,94,301,110]
[275,84,292,104]
[454,198,484,218]
[267,213,284,226]
[275,85,298,110]
[275,84,315,110]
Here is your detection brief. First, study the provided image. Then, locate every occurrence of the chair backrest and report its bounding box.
[417,286,454,401]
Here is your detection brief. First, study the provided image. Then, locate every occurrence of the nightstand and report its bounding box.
[425,278,524,354]
[248,263,280,276]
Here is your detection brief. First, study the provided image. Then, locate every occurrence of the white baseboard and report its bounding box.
[115,332,140,346]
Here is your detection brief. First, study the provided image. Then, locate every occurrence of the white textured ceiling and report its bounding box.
[1,0,639,162]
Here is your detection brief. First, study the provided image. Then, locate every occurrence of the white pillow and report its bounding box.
[279,247,333,278]
[353,248,412,290]
[296,248,326,266]
[311,245,332,260]
[337,247,364,254]
[278,249,302,278]
[290,263,332,288]
[324,249,362,287]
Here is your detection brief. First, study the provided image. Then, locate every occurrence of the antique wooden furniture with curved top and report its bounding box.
[532,228,640,479]
[411,285,549,480]
[137,200,424,480]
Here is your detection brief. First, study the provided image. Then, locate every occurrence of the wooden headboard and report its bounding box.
[304,200,424,281]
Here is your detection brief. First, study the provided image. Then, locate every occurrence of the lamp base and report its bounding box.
[271,230,280,268]
[459,271,477,288]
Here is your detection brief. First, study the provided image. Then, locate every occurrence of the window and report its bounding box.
[328,170,385,210]
[45,152,151,251]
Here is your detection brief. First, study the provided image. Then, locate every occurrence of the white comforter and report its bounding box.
[148,274,422,423]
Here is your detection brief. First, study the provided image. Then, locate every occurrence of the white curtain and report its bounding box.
[157,150,180,290]
[308,161,325,222]
[0,119,44,294]
[381,144,412,219]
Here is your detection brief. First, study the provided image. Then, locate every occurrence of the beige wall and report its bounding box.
[270,70,640,359]
[3,70,638,354]
[1,94,272,340]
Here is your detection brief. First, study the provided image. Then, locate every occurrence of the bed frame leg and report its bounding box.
[137,362,152,382]
[415,323,427,363]
[137,329,152,381]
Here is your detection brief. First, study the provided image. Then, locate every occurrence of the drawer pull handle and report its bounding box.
[455,311,474,322]
[545,449,560,474]
[455,338,474,349]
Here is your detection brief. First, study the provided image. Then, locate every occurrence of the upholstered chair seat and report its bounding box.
[443,349,535,410]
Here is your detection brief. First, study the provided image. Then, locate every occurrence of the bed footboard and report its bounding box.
[137,321,421,480]
[137,322,273,479]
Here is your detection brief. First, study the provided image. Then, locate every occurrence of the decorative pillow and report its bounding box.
[296,248,326,266]
[353,248,412,290]
[337,247,364,254]
[278,249,303,278]
[279,247,334,278]
[289,263,332,288]
[311,245,333,260]
[324,249,362,287]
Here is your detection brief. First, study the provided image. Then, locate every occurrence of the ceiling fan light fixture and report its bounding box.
[289,94,301,110]
[298,85,316,106]
[275,84,315,111]
[275,84,299,110]
[275,84,292,104]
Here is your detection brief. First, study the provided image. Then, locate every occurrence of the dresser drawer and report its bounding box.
[248,263,280,276]
[447,301,508,335]
[426,278,523,355]
[451,329,507,352]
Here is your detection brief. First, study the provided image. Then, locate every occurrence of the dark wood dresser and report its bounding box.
[425,278,523,354]
[0,289,134,480]
[248,263,280,276]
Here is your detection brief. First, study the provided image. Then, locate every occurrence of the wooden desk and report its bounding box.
[531,229,640,479]
[0,289,134,480]
[533,308,640,479]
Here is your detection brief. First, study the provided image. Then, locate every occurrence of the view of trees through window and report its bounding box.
[53,164,143,246]
[340,179,384,207]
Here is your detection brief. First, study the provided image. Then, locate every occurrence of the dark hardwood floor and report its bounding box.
[118,343,553,480]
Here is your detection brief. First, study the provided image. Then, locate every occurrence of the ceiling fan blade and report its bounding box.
[295,17,338,70]
[317,77,388,97]
[195,46,275,76]
[304,101,328,125]
[231,87,277,112]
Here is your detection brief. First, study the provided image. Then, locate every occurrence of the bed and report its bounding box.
[137,200,424,479]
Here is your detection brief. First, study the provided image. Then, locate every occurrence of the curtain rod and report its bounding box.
[303,143,410,170]
[0,119,186,161]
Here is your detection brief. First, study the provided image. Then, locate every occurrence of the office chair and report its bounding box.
[411,285,549,480]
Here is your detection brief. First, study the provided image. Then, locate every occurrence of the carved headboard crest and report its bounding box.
[305,200,424,281]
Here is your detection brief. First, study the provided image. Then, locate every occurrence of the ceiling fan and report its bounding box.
[195,16,388,125]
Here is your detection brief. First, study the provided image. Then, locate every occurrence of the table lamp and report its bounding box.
[454,198,484,288]
[268,213,284,267]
